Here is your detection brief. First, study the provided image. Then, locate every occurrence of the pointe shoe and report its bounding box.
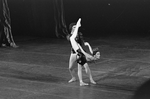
[80,82,89,86]
[90,80,96,84]
[10,43,19,48]
[68,78,76,83]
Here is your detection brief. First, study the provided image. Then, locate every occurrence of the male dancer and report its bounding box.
[68,18,99,86]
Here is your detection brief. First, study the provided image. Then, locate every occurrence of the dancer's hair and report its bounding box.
[92,48,99,55]
[69,23,76,32]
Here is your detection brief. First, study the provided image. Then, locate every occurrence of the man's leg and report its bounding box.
[78,64,89,86]
[83,63,96,84]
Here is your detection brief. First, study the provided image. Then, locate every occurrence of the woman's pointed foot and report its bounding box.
[80,82,89,86]
[90,80,96,84]
[68,78,76,83]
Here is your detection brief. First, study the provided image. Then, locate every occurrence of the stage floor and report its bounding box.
[0,36,150,99]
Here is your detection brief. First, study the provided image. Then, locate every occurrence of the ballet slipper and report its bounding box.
[80,82,89,86]
[90,80,96,84]
[68,78,76,83]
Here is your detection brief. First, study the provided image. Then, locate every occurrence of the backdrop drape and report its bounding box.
[0,0,17,47]
[4,0,150,38]
[53,0,68,38]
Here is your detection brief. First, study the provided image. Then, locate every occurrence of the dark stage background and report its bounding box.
[7,0,150,38]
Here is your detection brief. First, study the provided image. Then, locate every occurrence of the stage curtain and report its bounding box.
[53,0,69,38]
[0,0,17,47]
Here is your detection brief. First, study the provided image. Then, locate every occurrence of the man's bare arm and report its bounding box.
[77,43,94,60]
[84,42,93,54]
